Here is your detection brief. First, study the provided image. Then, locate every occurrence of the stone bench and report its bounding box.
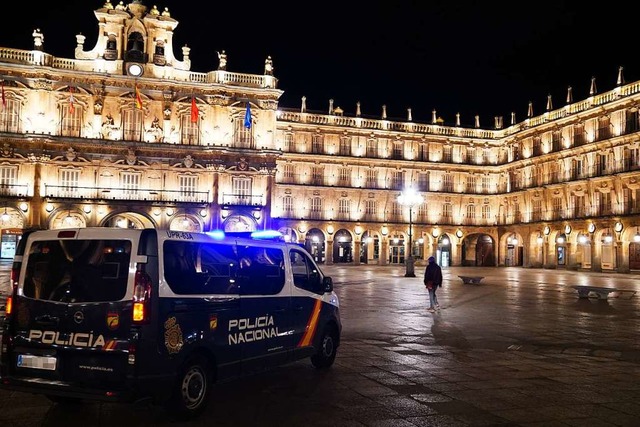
[572,285,637,300]
[458,276,485,285]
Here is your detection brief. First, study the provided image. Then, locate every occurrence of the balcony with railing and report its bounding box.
[0,183,30,197]
[221,193,264,206]
[44,185,209,203]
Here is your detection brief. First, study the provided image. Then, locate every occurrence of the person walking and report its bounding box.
[423,256,443,312]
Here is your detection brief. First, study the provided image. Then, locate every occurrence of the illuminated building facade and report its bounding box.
[0,1,639,273]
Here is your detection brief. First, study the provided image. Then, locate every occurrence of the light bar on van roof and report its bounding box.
[250,230,283,239]
[204,230,284,240]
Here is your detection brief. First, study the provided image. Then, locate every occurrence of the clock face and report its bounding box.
[127,63,143,77]
[588,223,596,233]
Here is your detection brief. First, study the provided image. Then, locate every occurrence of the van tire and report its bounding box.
[166,354,212,419]
[311,326,338,369]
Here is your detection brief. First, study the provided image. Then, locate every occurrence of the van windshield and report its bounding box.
[23,239,132,303]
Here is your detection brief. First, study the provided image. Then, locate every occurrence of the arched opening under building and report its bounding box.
[305,228,325,264]
[461,233,495,266]
[436,233,452,267]
[332,229,353,263]
[360,231,380,264]
[388,232,405,264]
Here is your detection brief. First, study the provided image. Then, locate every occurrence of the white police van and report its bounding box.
[0,227,341,418]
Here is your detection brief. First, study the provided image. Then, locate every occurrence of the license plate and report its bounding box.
[17,354,57,371]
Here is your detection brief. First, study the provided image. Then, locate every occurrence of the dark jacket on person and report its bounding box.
[423,260,443,287]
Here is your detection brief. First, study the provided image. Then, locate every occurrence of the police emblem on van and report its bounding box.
[164,316,183,354]
[107,312,119,330]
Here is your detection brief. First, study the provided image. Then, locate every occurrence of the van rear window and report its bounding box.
[23,239,132,303]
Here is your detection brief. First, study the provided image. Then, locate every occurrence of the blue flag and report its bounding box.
[244,102,251,128]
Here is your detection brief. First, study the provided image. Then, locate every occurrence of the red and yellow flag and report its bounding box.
[134,85,143,109]
[190,96,199,123]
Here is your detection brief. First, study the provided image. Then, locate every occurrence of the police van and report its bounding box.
[0,227,341,418]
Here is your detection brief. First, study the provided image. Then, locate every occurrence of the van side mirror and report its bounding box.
[322,276,333,293]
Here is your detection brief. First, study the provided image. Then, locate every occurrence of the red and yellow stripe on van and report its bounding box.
[297,299,322,348]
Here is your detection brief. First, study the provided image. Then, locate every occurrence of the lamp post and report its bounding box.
[398,187,424,277]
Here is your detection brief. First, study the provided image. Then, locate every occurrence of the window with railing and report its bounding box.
[366,169,377,188]
[366,140,377,157]
[310,197,322,219]
[551,131,562,152]
[312,134,324,154]
[179,175,198,201]
[466,204,476,222]
[123,108,144,141]
[552,197,563,220]
[0,166,17,194]
[460,147,467,163]
[60,104,82,137]
[181,114,200,145]
[466,176,476,192]
[283,164,295,183]
[532,199,542,221]
[573,195,586,217]
[443,146,452,162]
[418,144,428,161]
[481,204,491,221]
[0,98,20,133]
[391,201,401,218]
[120,171,140,198]
[391,171,404,190]
[232,176,252,205]
[338,199,350,220]
[443,174,453,192]
[339,137,351,156]
[392,142,403,160]
[311,167,323,185]
[283,196,294,216]
[283,133,293,152]
[338,168,351,187]
[513,203,521,223]
[58,169,80,197]
[482,176,490,193]
[482,148,489,164]
[365,200,377,219]
[442,203,452,220]
[417,173,429,191]
[233,116,252,148]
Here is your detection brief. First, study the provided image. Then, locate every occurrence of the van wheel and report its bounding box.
[311,326,338,369]
[166,354,212,419]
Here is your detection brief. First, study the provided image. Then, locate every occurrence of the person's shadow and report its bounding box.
[430,314,471,349]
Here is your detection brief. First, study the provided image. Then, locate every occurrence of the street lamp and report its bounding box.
[398,187,424,277]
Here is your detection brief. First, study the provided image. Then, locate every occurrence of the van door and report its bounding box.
[236,244,291,373]
[289,248,325,358]
[10,236,135,388]
[161,240,241,382]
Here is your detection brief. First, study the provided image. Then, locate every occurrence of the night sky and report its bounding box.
[1,1,639,127]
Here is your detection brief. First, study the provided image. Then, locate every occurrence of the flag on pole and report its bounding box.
[134,84,143,109]
[69,86,75,114]
[244,102,251,128]
[1,81,5,109]
[190,96,199,123]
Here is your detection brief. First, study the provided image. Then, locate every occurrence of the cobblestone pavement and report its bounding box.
[2,264,640,426]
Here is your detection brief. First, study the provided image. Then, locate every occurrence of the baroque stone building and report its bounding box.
[0,1,639,273]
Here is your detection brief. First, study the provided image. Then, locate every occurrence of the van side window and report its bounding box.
[164,241,238,295]
[290,249,322,294]
[236,245,285,295]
